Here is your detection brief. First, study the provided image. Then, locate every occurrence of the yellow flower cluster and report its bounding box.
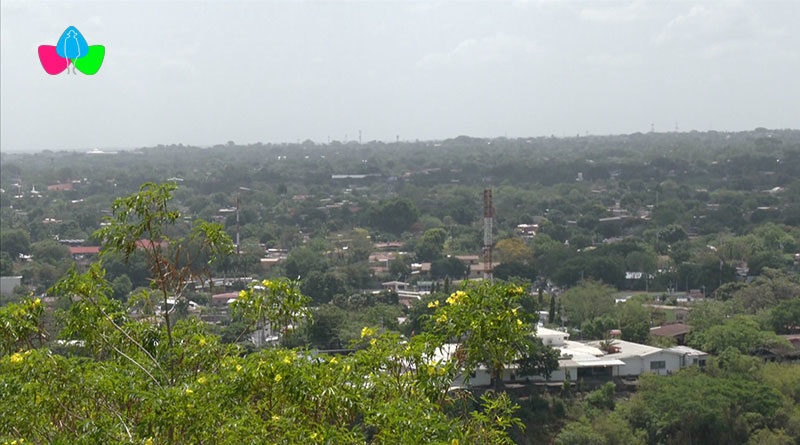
[446,291,466,305]
[10,353,23,364]
[360,326,376,338]
[196,376,207,384]
[436,314,448,323]
[238,290,247,298]
[426,362,446,376]
[274,374,282,383]
[185,388,193,395]
[427,300,440,308]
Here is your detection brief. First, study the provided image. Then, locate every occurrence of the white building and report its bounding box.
[0,276,22,296]
[445,327,708,387]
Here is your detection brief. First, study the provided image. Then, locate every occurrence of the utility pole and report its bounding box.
[483,189,494,282]
[235,192,241,255]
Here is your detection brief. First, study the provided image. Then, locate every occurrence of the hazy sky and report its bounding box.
[1,1,798,152]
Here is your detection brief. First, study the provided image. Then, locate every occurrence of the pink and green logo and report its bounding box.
[39,26,105,75]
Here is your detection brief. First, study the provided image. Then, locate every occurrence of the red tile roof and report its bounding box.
[211,292,239,305]
[135,239,169,249]
[69,246,101,255]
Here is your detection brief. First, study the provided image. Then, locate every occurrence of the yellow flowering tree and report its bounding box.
[0,182,526,444]
[231,278,311,341]
[428,281,559,390]
[0,298,45,354]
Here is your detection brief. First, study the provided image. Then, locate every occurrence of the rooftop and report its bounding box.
[586,339,663,360]
[650,323,692,337]
[666,346,707,356]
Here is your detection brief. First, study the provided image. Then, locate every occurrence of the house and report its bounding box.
[468,262,499,279]
[369,252,398,268]
[0,276,23,296]
[754,335,800,363]
[417,281,433,292]
[211,292,239,306]
[666,346,708,368]
[454,255,480,265]
[47,182,73,191]
[515,224,538,239]
[650,323,692,345]
[585,339,703,377]
[410,262,431,276]
[445,327,708,387]
[396,291,428,308]
[69,246,101,262]
[373,242,405,251]
[381,281,408,292]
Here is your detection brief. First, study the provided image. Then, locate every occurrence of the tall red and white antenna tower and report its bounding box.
[482,189,494,282]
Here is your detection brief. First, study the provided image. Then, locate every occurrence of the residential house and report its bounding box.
[445,327,708,388]
[211,292,239,306]
[47,182,73,192]
[381,281,408,292]
[0,276,23,296]
[650,323,692,345]
[454,255,480,265]
[69,246,101,263]
[468,262,499,279]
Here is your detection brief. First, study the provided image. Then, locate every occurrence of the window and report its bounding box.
[650,360,666,370]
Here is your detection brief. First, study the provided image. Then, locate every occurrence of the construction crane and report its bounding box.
[482,189,494,282]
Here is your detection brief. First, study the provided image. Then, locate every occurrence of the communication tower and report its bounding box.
[482,189,494,282]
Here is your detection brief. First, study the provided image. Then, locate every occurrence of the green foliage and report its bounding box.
[431,256,468,280]
[585,382,617,411]
[367,198,419,235]
[111,274,133,302]
[0,229,30,257]
[300,270,346,305]
[30,239,70,265]
[0,185,533,444]
[689,315,791,355]
[616,301,650,344]
[734,268,800,313]
[0,297,45,354]
[769,298,800,334]
[416,228,447,262]
[232,278,311,336]
[624,372,783,444]
[284,246,329,279]
[581,315,618,340]
[427,281,559,387]
[559,279,617,327]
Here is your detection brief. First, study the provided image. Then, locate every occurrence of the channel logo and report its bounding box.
[38,26,105,75]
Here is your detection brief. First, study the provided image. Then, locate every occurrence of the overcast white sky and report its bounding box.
[1,0,798,152]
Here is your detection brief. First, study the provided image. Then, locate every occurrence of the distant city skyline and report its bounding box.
[2,1,799,153]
